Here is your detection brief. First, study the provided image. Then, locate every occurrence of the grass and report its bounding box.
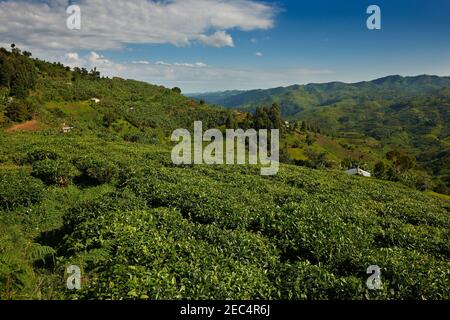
[425,191,450,201]
[45,101,95,116]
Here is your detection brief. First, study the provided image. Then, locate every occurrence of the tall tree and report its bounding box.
[225,113,237,129]
[268,103,282,129]
[0,47,37,98]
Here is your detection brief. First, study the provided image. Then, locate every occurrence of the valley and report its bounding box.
[191,76,450,193]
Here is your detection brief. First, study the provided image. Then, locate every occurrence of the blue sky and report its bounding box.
[1,0,449,92]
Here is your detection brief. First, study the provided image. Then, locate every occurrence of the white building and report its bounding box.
[62,123,73,133]
[90,98,100,103]
[345,167,371,177]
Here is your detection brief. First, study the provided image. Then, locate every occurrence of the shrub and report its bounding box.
[356,248,450,299]
[273,261,365,300]
[72,156,119,185]
[0,171,44,209]
[31,159,78,187]
[0,225,35,299]
[20,148,59,165]
[5,100,37,122]
[61,205,276,300]
[304,149,332,169]
[0,107,6,126]
[413,171,435,191]
[434,181,449,195]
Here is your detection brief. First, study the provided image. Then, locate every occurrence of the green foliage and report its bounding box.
[0,222,59,299]
[0,109,5,126]
[5,100,37,122]
[0,224,35,299]
[0,47,37,99]
[238,103,286,134]
[302,149,332,169]
[0,170,45,210]
[374,161,386,178]
[1,47,449,300]
[225,112,237,129]
[37,76,229,134]
[192,75,450,189]
[1,111,450,301]
[72,156,119,185]
[0,88,7,126]
[102,111,120,128]
[21,148,60,165]
[27,243,56,262]
[171,87,182,94]
[274,261,364,300]
[386,150,416,172]
[31,159,78,187]
[305,133,314,146]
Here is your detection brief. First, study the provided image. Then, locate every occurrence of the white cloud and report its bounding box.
[64,52,84,65]
[56,50,336,92]
[60,51,126,74]
[196,31,234,48]
[194,62,208,68]
[132,60,150,65]
[66,52,79,60]
[0,1,340,92]
[255,52,263,57]
[174,62,208,68]
[0,0,276,52]
[155,61,207,68]
[87,51,107,64]
[155,61,172,66]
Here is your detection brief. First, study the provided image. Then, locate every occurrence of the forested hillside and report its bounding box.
[1,46,450,300]
[191,76,450,191]
[191,75,450,115]
[0,45,231,139]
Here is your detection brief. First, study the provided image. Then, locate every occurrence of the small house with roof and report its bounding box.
[345,166,371,177]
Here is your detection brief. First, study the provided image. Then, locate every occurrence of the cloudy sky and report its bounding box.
[1,0,450,92]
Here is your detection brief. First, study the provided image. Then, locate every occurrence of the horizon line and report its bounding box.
[184,74,450,95]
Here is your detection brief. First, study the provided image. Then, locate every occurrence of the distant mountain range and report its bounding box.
[189,75,450,116]
[190,75,450,185]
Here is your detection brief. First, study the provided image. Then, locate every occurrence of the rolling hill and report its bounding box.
[191,76,450,188]
[1,47,450,300]
[191,75,450,115]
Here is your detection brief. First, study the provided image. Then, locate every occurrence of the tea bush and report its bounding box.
[0,170,45,209]
[1,134,449,300]
[72,156,119,185]
[20,148,59,165]
[31,159,78,187]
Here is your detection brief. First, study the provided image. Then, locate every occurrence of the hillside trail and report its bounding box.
[5,120,40,133]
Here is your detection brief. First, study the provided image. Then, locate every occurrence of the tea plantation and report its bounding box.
[0,133,449,299]
[0,47,449,300]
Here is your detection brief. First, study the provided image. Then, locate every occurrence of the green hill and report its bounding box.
[0,46,231,139]
[191,76,450,189]
[1,47,450,300]
[192,75,450,113]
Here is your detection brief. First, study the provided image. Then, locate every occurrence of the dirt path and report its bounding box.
[5,120,40,133]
